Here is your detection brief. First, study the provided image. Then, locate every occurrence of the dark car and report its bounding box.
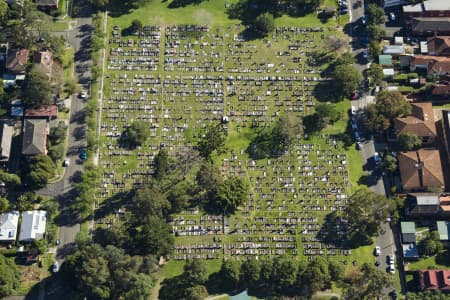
[79,150,87,160]
[361,35,368,47]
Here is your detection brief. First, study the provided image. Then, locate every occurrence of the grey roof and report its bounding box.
[0,123,13,160]
[404,0,450,12]
[409,192,440,205]
[412,18,450,33]
[437,221,450,240]
[402,233,417,243]
[22,119,47,155]
[383,45,405,55]
[19,210,47,241]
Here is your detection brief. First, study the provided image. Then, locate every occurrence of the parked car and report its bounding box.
[374,246,381,256]
[79,150,87,160]
[374,152,381,164]
[52,262,59,273]
[361,35,368,47]
[389,263,395,274]
[360,15,367,25]
[63,158,70,167]
[340,8,348,14]
[387,255,394,265]
[389,12,396,21]
[79,91,88,99]
[362,50,368,59]
[356,141,362,150]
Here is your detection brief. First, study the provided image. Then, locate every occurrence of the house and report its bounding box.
[21,119,48,156]
[437,221,450,242]
[379,54,393,66]
[409,55,450,75]
[439,194,450,215]
[0,123,13,166]
[33,50,53,75]
[24,105,58,120]
[428,36,450,56]
[0,211,19,242]
[18,210,47,242]
[394,102,436,144]
[411,18,450,36]
[5,49,29,75]
[430,80,450,97]
[405,193,441,216]
[401,221,417,243]
[35,0,58,9]
[398,149,445,191]
[403,243,419,259]
[419,270,450,291]
[403,0,450,18]
[383,45,405,56]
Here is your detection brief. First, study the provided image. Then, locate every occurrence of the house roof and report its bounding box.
[419,270,450,291]
[440,194,450,211]
[24,105,58,118]
[431,81,450,95]
[21,119,47,156]
[0,123,13,160]
[383,45,405,55]
[398,149,444,190]
[33,50,53,72]
[5,49,29,74]
[18,210,47,241]
[437,221,450,240]
[394,102,437,137]
[379,54,393,65]
[401,221,416,234]
[411,55,450,74]
[428,36,450,56]
[403,243,419,258]
[0,211,19,242]
[412,18,450,34]
[403,0,450,13]
[408,192,440,205]
[383,68,395,76]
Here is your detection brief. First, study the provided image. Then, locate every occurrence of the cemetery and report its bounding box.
[97,21,368,266]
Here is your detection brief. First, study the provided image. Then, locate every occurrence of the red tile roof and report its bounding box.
[5,49,29,74]
[431,81,450,96]
[419,270,450,291]
[411,55,450,74]
[428,36,450,56]
[394,102,437,138]
[24,105,58,118]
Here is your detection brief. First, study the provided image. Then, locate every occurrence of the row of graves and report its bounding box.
[100,24,353,262]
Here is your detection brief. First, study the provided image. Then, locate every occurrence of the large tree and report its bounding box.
[22,68,52,109]
[154,149,169,180]
[25,155,56,188]
[240,258,261,288]
[271,114,303,153]
[375,90,411,119]
[0,253,20,298]
[133,186,171,222]
[398,132,422,151]
[198,123,227,158]
[214,176,249,214]
[332,64,362,100]
[303,257,331,293]
[184,259,208,285]
[253,12,275,36]
[130,217,174,257]
[367,64,383,87]
[346,189,393,246]
[121,121,149,149]
[344,263,392,299]
[367,3,386,25]
[220,260,241,290]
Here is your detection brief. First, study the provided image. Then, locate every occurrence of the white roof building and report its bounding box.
[19,210,47,242]
[0,211,19,242]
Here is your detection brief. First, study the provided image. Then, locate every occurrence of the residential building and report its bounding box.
[0,211,19,242]
[5,49,29,75]
[401,222,419,259]
[409,55,450,75]
[437,221,450,243]
[428,36,450,56]
[394,102,436,145]
[398,149,445,191]
[411,18,450,36]
[33,50,53,75]
[419,270,450,291]
[430,80,450,97]
[18,210,47,242]
[35,0,58,9]
[383,45,405,56]
[24,105,58,120]
[405,193,441,216]
[21,119,48,156]
[403,0,450,18]
[0,123,13,166]
[439,194,450,215]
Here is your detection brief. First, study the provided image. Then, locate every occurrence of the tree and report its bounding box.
[214,176,249,214]
[332,64,362,100]
[270,256,298,292]
[367,3,386,25]
[131,217,174,257]
[419,231,443,256]
[185,285,208,300]
[376,90,411,119]
[253,12,275,36]
[133,186,171,222]
[271,114,303,153]
[167,181,192,213]
[398,132,422,151]
[316,103,340,126]
[334,52,355,66]
[346,189,393,246]
[94,224,127,249]
[48,144,65,162]
[326,36,347,52]
[0,171,21,188]
[184,259,208,285]
[0,253,20,298]
[0,197,8,213]
[154,149,169,180]
[121,121,149,149]
[303,257,331,293]
[130,19,143,33]
[89,0,109,8]
[25,155,56,188]
[196,162,223,194]
[220,259,241,289]
[364,103,390,134]
[22,68,52,109]
[358,263,392,299]
[367,64,383,87]
[240,258,261,288]
[49,121,67,145]
[381,154,398,174]
[0,1,7,19]
[368,40,381,61]
[198,123,227,158]
[366,24,385,40]
[328,260,344,282]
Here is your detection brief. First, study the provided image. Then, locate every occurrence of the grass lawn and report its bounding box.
[407,251,450,271]
[161,259,222,279]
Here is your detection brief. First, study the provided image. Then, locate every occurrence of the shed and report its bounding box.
[395,36,404,45]
[383,68,395,77]
[420,41,429,54]
[437,221,450,241]
[379,54,393,66]
[401,221,416,243]
[383,45,405,55]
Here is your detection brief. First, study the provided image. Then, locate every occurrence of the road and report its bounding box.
[349,0,398,296]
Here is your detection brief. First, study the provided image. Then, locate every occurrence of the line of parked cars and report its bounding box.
[338,0,348,14]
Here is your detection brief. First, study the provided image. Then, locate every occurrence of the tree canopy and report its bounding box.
[367,64,383,87]
[0,253,20,298]
[24,155,56,188]
[332,64,362,100]
[398,132,422,151]
[197,123,227,158]
[22,68,52,109]
[213,176,249,214]
[367,3,386,25]
[121,121,149,149]
[252,12,275,36]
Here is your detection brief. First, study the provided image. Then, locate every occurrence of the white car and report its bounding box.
[79,92,88,99]
[374,152,381,164]
[389,12,396,21]
[389,263,395,274]
[362,50,368,59]
[52,262,59,273]
[63,159,70,167]
[375,246,381,256]
[387,255,395,265]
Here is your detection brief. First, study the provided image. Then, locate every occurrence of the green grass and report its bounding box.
[407,251,450,271]
[161,259,222,279]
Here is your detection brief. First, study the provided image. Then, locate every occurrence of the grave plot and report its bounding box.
[99,24,352,262]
